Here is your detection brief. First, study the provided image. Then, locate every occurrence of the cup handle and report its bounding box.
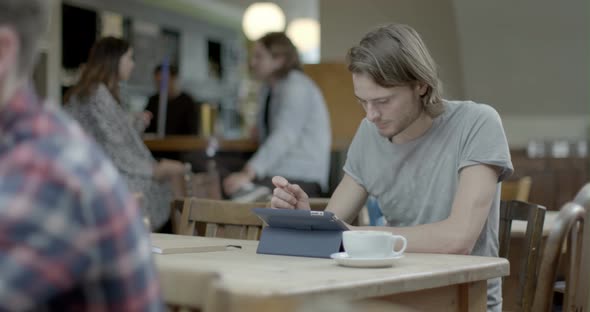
[392,236,407,256]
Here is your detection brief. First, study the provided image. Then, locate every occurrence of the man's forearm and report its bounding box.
[350,220,473,255]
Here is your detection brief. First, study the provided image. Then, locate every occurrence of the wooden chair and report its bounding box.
[501,176,532,201]
[573,182,590,208]
[171,198,266,240]
[531,201,586,312]
[498,200,546,312]
[547,183,590,310]
[553,185,590,287]
[572,183,590,311]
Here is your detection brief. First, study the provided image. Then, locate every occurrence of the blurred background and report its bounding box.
[35,0,589,209]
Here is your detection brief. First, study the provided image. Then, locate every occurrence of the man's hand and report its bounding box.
[223,171,255,195]
[270,176,311,210]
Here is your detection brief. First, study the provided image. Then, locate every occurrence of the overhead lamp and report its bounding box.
[242,2,286,41]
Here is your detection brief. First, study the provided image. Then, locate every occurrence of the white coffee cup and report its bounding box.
[342,230,407,259]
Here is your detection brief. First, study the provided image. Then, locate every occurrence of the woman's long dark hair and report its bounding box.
[64,37,130,104]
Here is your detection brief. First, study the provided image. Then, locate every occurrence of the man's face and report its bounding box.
[352,72,425,140]
[249,42,282,81]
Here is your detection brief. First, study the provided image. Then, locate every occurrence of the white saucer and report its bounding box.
[330,252,404,268]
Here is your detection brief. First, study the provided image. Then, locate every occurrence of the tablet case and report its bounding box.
[252,208,348,258]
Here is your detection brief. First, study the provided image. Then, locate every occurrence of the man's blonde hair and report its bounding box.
[347,24,444,117]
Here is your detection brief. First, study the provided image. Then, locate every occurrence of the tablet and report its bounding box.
[251,208,349,231]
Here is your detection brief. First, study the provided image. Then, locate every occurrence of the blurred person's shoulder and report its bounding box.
[285,69,313,86]
[1,98,134,222]
[282,70,324,99]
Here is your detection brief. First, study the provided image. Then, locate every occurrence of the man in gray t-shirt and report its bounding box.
[345,100,512,310]
[270,24,512,312]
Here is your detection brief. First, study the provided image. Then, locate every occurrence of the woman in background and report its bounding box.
[65,37,184,231]
[223,32,331,200]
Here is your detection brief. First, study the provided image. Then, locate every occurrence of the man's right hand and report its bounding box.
[270,176,311,210]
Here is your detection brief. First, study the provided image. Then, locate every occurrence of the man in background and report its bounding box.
[145,64,200,135]
[0,1,163,310]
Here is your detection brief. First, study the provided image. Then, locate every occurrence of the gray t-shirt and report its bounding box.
[344,100,513,312]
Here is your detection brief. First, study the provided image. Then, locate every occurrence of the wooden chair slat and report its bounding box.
[499,200,546,312]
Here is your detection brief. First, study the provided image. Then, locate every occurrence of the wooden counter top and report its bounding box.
[144,136,258,152]
[143,136,352,152]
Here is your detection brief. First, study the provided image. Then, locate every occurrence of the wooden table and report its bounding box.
[153,234,509,311]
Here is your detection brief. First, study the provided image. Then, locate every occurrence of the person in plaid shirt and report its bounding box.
[0,1,164,310]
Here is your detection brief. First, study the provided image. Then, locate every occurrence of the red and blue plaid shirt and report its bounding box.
[0,86,164,311]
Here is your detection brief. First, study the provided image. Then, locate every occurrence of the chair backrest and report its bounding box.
[573,182,590,205]
[532,201,586,312]
[573,183,590,312]
[501,176,532,202]
[171,198,266,240]
[499,200,546,312]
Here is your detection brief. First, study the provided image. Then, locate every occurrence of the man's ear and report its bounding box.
[416,81,428,97]
[0,27,19,81]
